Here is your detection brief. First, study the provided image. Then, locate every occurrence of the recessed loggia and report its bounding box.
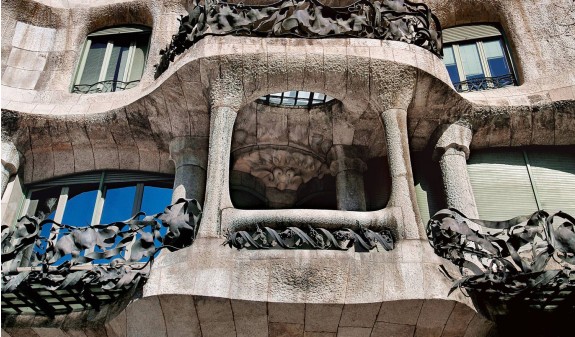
[257,90,334,108]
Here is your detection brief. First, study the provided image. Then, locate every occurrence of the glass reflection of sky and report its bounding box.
[100,186,136,224]
[142,186,172,237]
[62,190,97,227]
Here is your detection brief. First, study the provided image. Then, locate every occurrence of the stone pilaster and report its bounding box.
[433,124,478,219]
[169,136,209,204]
[1,140,20,197]
[379,109,421,239]
[198,106,237,237]
[328,145,367,211]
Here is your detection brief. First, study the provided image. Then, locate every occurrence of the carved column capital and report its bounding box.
[169,136,209,169]
[327,145,368,176]
[2,140,21,197]
[432,124,473,161]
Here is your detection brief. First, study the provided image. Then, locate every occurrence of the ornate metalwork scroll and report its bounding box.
[1,199,201,316]
[224,224,394,252]
[453,74,517,93]
[71,80,141,94]
[426,208,575,320]
[155,0,443,77]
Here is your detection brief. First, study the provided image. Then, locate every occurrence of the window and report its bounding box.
[21,171,173,226]
[258,91,334,107]
[442,25,516,92]
[72,26,151,94]
[467,147,575,220]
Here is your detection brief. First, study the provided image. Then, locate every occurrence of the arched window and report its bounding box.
[442,25,517,92]
[72,25,151,94]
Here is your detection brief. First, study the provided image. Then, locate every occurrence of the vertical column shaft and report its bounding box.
[198,106,237,237]
[169,137,209,204]
[379,109,421,239]
[434,124,478,219]
[335,170,366,211]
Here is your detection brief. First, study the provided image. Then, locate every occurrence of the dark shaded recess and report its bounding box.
[364,157,392,211]
[411,150,446,219]
[296,175,337,209]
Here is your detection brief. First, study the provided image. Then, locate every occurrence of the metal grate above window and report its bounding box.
[258,91,334,107]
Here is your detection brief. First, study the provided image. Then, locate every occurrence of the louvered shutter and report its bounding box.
[527,147,575,214]
[443,25,501,44]
[467,149,538,220]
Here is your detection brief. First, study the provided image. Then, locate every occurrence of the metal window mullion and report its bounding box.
[91,172,107,226]
[123,41,137,84]
[522,150,542,211]
[452,44,468,91]
[53,187,69,223]
[74,39,93,86]
[97,40,115,88]
[132,183,144,216]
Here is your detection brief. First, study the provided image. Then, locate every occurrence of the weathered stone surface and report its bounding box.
[371,322,416,337]
[305,304,343,333]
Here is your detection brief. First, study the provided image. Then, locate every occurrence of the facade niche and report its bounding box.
[230,91,390,211]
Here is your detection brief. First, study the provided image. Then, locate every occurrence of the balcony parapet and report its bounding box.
[154,0,443,77]
[426,208,575,334]
[1,199,201,317]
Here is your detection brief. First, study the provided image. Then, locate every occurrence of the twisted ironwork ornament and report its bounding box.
[224,223,394,252]
[426,208,575,322]
[1,199,201,316]
[155,0,442,77]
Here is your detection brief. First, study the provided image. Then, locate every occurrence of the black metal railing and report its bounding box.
[427,208,575,328]
[71,80,141,94]
[453,74,517,93]
[1,199,201,317]
[155,0,443,77]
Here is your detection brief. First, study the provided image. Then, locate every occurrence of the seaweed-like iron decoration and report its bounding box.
[426,208,575,326]
[224,224,394,252]
[155,0,442,77]
[1,199,201,316]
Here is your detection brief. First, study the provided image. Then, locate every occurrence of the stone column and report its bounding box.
[1,140,20,198]
[328,145,367,211]
[169,136,209,204]
[198,106,237,237]
[433,124,479,219]
[379,109,421,239]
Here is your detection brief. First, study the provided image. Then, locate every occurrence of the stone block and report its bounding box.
[200,321,236,337]
[1,66,42,90]
[344,261,385,303]
[12,22,56,52]
[378,300,423,326]
[441,303,476,337]
[229,259,270,302]
[105,310,126,337]
[195,297,234,323]
[7,48,48,71]
[414,300,455,337]
[268,303,305,324]
[159,295,202,337]
[126,297,166,337]
[531,103,556,145]
[339,303,381,328]
[304,304,343,333]
[232,300,268,337]
[463,314,494,337]
[269,323,304,337]
[382,263,424,301]
[336,327,371,337]
[371,322,415,337]
[305,332,336,337]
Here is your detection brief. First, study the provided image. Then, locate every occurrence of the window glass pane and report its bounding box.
[100,185,136,224]
[483,40,505,58]
[446,64,460,84]
[79,41,107,85]
[61,185,99,226]
[128,35,149,83]
[459,43,484,79]
[105,39,130,84]
[487,58,511,78]
[141,185,172,215]
[443,46,456,65]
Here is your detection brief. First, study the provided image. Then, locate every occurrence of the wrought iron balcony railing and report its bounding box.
[426,208,575,332]
[1,199,201,317]
[155,0,443,77]
[71,80,141,94]
[453,74,517,93]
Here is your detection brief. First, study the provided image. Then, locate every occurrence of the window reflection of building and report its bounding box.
[443,25,517,92]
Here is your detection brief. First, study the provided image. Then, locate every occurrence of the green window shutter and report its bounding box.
[467,149,538,220]
[527,147,575,214]
[412,152,445,224]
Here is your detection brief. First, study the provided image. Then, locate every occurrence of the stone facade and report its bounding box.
[1,0,574,336]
